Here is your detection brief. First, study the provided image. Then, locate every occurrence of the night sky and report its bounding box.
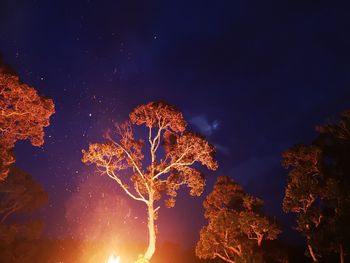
[1,0,350,249]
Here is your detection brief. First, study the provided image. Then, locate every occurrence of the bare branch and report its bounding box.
[152,118,168,154]
[106,169,148,204]
[1,203,21,223]
[107,134,146,181]
[135,182,148,202]
[226,245,242,257]
[1,110,29,117]
[214,252,236,263]
[153,146,194,179]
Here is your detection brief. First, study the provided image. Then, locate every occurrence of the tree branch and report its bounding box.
[1,203,21,223]
[135,181,147,202]
[226,245,242,257]
[214,252,236,263]
[152,147,194,179]
[106,169,148,204]
[107,134,147,183]
[1,110,29,117]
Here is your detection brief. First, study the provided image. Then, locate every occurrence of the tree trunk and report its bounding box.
[144,198,156,260]
[307,244,318,262]
[339,243,344,263]
[257,236,263,247]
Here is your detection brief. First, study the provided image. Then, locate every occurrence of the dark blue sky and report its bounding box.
[1,0,350,247]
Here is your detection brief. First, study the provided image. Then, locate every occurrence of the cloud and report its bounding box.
[189,115,219,136]
[214,143,231,155]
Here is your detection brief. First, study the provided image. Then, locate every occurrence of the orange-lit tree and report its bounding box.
[316,111,350,263]
[283,110,350,263]
[282,145,323,262]
[82,101,217,260]
[196,176,281,263]
[0,66,55,180]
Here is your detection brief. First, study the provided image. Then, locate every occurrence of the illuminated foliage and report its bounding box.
[196,176,281,263]
[283,110,350,262]
[82,101,217,260]
[282,145,324,262]
[0,67,55,180]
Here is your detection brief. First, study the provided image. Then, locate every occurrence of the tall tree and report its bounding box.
[0,65,55,180]
[316,111,350,263]
[0,168,48,262]
[282,145,324,262]
[82,101,217,261]
[196,176,281,263]
[282,110,350,263]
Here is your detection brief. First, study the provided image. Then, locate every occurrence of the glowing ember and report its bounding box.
[106,254,120,263]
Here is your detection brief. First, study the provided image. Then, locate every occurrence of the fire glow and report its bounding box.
[106,254,120,263]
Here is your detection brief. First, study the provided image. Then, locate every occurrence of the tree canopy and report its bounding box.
[0,66,55,180]
[282,110,350,263]
[196,176,281,263]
